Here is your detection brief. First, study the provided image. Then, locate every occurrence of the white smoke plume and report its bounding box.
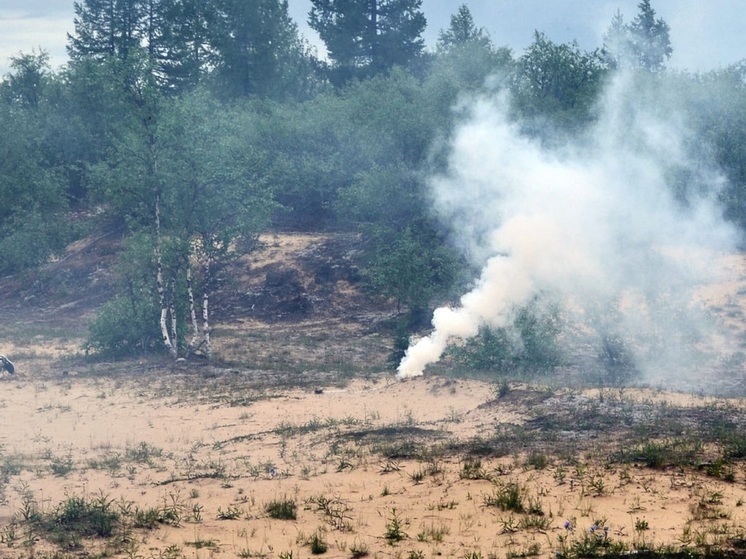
[397,72,739,381]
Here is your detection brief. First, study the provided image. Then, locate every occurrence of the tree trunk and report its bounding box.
[369,0,379,69]
[186,264,202,354]
[169,275,177,353]
[201,257,212,359]
[155,193,177,358]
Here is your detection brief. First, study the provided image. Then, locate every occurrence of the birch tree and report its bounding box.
[159,91,275,357]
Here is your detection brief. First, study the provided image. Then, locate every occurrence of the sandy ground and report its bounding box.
[1,370,746,559]
[0,238,746,558]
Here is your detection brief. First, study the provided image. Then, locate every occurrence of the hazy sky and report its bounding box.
[0,1,743,76]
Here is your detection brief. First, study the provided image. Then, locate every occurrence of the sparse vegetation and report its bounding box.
[385,508,407,544]
[484,482,526,513]
[266,498,297,520]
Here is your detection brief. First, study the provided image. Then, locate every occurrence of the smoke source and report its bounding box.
[397,73,739,382]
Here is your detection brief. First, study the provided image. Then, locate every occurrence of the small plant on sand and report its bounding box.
[633,517,651,550]
[28,493,121,550]
[460,458,490,480]
[409,467,426,484]
[587,475,607,496]
[217,505,243,520]
[159,491,185,526]
[131,506,162,529]
[266,497,297,520]
[484,481,525,513]
[506,543,542,558]
[49,453,75,476]
[526,452,549,470]
[519,513,551,531]
[0,523,18,546]
[349,539,369,558]
[499,515,519,534]
[311,495,353,531]
[385,508,407,544]
[191,503,203,522]
[417,521,450,543]
[125,441,163,465]
[17,493,41,523]
[310,530,328,554]
[185,537,218,549]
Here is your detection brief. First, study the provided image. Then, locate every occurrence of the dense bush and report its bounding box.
[449,302,563,375]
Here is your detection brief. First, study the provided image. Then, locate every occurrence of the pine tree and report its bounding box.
[436,4,490,53]
[628,0,672,73]
[207,0,313,99]
[68,0,144,62]
[602,1,672,73]
[309,0,426,84]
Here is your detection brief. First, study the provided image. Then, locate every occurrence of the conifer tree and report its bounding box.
[309,0,426,84]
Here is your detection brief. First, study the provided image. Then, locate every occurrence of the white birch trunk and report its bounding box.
[202,258,212,359]
[186,265,202,352]
[155,193,177,357]
[169,276,178,356]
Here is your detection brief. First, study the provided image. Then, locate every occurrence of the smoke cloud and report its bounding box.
[398,72,739,384]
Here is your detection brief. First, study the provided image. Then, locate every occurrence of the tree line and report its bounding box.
[1,0,745,361]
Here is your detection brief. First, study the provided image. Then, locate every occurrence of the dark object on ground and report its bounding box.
[1,355,15,374]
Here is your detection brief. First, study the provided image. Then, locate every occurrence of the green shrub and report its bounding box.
[30,494,121,549]
[84,233,165,357]
[483,482,525,513]
[385,508,407,544]
[265,498,297,520]
[310,531,328,554]
[450,300,562,375]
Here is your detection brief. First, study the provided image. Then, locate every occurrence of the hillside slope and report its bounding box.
[0,229,396,377]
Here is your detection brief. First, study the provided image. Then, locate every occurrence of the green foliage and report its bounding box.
[2,49,51,108]
[0,101,71,274]
[625,0,673,73]
[30,493,120,549]
[450,300,562,375]
[615,438,704,469]
[207,0,317,100]
[86,293,162,357]
[511,32,606,131]
[483,481,525,513]
[310,531,328,554]
[349,539,369,558]
[364,223,460,319]
[68,0,318,97]
[0,211,71,274]
[384,508,407,544]
[3,0,746,374]
[216,505,243,520]
[437,5,489,52]
[556,526,628,559]
[49,454,75,476]
[309,0,426,85]
[597,333,639,386]
[265,497,297,520]
[85,234,162,357]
